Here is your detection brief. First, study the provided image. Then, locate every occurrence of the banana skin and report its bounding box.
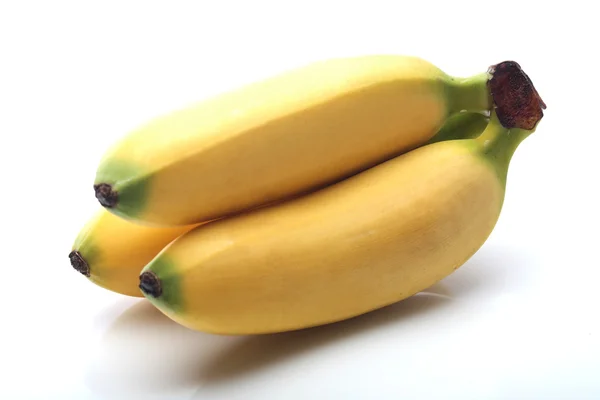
[94,55,492,226]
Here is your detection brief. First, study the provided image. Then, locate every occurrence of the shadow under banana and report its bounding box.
[84,246,523,398]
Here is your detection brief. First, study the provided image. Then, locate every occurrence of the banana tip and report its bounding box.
[139,271,162,298]
[69,250,90,277]
[488,61,546,130]
[94,183,118,208]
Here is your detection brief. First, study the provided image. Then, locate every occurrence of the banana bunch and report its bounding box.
[70,55,546,334]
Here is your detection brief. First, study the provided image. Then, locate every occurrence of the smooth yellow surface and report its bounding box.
[146,140,504,334]
[98,55,454,225]
[72,210,198,297]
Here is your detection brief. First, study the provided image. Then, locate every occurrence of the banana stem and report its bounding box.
[489,127,533,166]
[472,60,547,182]
[446,72,492,114]
[477,112,535,182]
[476,112,507,150]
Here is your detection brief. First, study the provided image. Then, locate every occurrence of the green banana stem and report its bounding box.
[477,111,535,184]
[473,60,547,183]
[426,112,489,145]
[445,72,492,114]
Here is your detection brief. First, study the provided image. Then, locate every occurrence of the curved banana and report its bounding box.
[95,55,492,225]
[138,63,545,334]
[69,210,198,297]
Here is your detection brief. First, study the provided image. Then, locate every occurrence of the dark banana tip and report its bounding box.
[488,61,546,130]
[139,271,162,298]
[94,183,118,208]
[69,250,90,277]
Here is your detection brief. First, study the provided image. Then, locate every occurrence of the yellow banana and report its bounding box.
[138,62,546,334]
[69,210,198,297]
[95,55,492,226]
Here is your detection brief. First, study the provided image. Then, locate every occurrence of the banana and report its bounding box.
[138,62,546,334]
[94,55,492,226]
[69,210,198,297]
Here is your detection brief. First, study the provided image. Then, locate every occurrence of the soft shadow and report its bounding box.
[84,300,238,399]
[197,290,452,386]
[91,296,141,332]
[437,244,529,300]
[194,247,524,386]
[85,246,522,398]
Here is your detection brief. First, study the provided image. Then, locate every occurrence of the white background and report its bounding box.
[1,1,598,399]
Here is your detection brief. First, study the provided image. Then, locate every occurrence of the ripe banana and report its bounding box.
[138,62,546,334]
[69,210,198,297]
[95,55,492,226]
